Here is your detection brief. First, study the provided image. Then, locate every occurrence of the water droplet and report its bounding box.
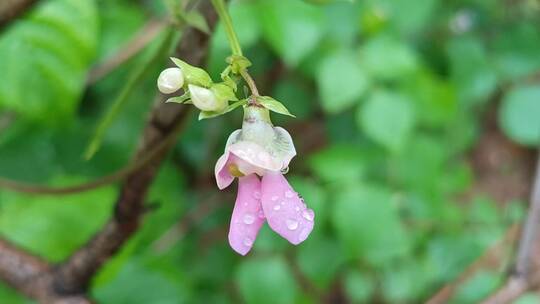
[243,237,253,247]
[258,210,265,218]
[286,219,299,230]
[302,209,314,221]
[271,196,279,201]
[243,214,255,225]
[253,191,261,199]
[302,203,307,209]
[295,206,300,211]
[281,201,286,205]
[298,227,311,242]
[273,205,281,211]
[280,166,289,174]
[285,191,294,198]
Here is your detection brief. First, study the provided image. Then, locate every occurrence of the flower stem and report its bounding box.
[240,69,259,98]
[211,0,242,56]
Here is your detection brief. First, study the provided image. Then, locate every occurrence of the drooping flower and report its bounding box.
[215,105,315,255]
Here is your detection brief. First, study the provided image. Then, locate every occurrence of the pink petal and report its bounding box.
[229,141,282,172]
[228,174,265,255]
[261,172,314,245]
[215,152,235,190]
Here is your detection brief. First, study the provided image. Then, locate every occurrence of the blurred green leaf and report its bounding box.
[358,90,415,152]
[452,271,501,304]
[447,36,497,105]
[359,35,418,81]
[0,0,98,123]
[297,236,346,290]
[0,178,114,261]
[332,185,409,264]
[344,270,374,303]
[257,0,323,66]
[515,294,540,304]
[498,85,540,146]
[309,144,366,183]
[235,256,299,304]
[317,50,369,113]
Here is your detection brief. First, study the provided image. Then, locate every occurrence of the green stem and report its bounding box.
[211,0,242,56]
[84,28,176,160]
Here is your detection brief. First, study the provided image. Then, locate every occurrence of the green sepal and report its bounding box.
[226,55,252,74]
[199,99,247,120]
[165,92,190,104]
[220,66,238,91]
[170,57,212,87]
[211,83,238,104]
[256,96,296,117]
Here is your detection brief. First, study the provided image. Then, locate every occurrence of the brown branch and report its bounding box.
[51,0,219,297]
[0,1,219,302]
[0,0,39,28]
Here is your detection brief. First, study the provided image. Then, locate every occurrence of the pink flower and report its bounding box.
[215,106,315,255]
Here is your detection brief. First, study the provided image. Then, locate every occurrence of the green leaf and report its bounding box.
[0,0,98,123]
[447,36,497,105]
[210,83,238,103]
[453,271,501,303]
[170,57,213,87]
[257,96,295,117]
[359,35,418,81]
[344,270,374,303]
[235,257,299,304]
[296,236,346,290]
[498,85,540,146]
[358,90,415,152]
[308,144,366,183]
[257,0,323,66]
[165,92,190,104]
[198,99,247,120]
[332,185,409,264]
[181,11,210,34]
[317,50,370,113]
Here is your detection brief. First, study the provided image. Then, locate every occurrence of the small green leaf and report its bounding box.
[165,92,190,104]
[170,57,212,87]
[181,11,210,34]
[198,99,247,120]
[358,90,415,152]
[344,270,374,303]
[317,50,369,113]
[498,85,540,146]
[257,96,295,117]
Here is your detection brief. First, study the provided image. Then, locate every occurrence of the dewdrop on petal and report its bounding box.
[189,84,226,112]
[157,67,184,94]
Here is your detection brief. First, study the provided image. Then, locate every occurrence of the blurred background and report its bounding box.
[1,0,540,303]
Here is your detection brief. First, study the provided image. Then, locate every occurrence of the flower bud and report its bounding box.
[157,67,184,94]
[189,84,226,111]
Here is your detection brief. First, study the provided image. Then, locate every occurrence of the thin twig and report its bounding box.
[86,19,166,85]
[514,152,540,277]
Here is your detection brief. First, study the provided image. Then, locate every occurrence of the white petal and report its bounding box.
[189,84,224,111]
[157,68,184,94]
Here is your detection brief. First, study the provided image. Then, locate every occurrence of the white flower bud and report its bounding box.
[157,67,184,94]
[189,84,226,111]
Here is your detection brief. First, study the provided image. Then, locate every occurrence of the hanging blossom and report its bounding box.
[215,105,315,255]
[157,57,314,255]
